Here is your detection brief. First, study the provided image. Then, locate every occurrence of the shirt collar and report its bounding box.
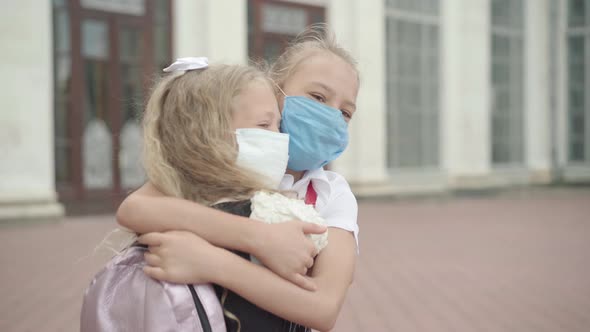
[280,168,332,206]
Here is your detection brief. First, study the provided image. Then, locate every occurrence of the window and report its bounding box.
[567,0,590,162]
[385,0,440,169]
[153,0,171,71]
[52,0,72,185]
[490,0,525,165]
[248,0,325,62]
[52,0,172,203]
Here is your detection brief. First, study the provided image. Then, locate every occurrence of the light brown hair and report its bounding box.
[142,64,273,205]
[269,23,359,89]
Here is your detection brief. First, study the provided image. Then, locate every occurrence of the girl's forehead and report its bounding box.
[301,52,355,72]
[241,79,275,99]
[235,81,280,114]
[287,53,359,98]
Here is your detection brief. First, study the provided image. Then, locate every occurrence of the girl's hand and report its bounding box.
[138,231,224,284]
[251,221,326,291]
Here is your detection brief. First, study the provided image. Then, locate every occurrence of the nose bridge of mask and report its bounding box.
[235,129,290,157]
[285,95,347,128]
[273,82,345,123]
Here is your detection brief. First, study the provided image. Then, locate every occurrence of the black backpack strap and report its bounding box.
[188,285,213,332]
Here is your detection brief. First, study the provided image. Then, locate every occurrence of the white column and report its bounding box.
[330,0,390,192]
[441,0,492,188]
[173,0,207,57]
[0,0,64,221]
[173,0,247,64]
[328,0,357,179]
[524,0,552,183]
[206,0,247,64]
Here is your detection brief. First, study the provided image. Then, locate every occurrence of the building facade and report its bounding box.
[0,0,589,219]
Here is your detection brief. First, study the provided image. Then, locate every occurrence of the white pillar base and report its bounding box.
[0,201,64,223]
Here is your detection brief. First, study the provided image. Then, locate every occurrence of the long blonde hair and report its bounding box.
[269,23,359,88]
[142,64,272,205]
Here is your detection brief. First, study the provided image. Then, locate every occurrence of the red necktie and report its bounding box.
[304,182,317,207]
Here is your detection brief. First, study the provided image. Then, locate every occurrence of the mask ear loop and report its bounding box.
[271,81,287,132]
[272,80,288,97]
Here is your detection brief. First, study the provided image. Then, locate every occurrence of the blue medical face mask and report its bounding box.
[279,94,349,171]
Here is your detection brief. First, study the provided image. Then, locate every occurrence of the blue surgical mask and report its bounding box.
[280,95,349,171]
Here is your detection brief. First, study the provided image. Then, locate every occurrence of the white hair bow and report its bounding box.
[163,57,208,73]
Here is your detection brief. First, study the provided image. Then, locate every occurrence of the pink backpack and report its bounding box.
[80,245,226,332]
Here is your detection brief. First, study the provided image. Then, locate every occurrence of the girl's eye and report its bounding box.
[310,93,326,103]
[341,110,352,120]
[258,123,270,128]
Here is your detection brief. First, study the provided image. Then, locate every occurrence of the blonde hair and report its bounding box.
[142,64,273,206]
[269,23,359,88]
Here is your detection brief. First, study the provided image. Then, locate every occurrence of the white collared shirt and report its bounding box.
[279,168,359,250]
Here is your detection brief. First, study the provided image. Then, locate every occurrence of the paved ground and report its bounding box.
[1,187,589,331]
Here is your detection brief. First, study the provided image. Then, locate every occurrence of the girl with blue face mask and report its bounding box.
[270,35,358,175]
[117,24,360,331]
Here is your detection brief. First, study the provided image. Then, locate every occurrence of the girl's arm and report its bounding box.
[141,228,356,331]
[219,229,356,331]
[119,182,264,252]
[119,182,325,291]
